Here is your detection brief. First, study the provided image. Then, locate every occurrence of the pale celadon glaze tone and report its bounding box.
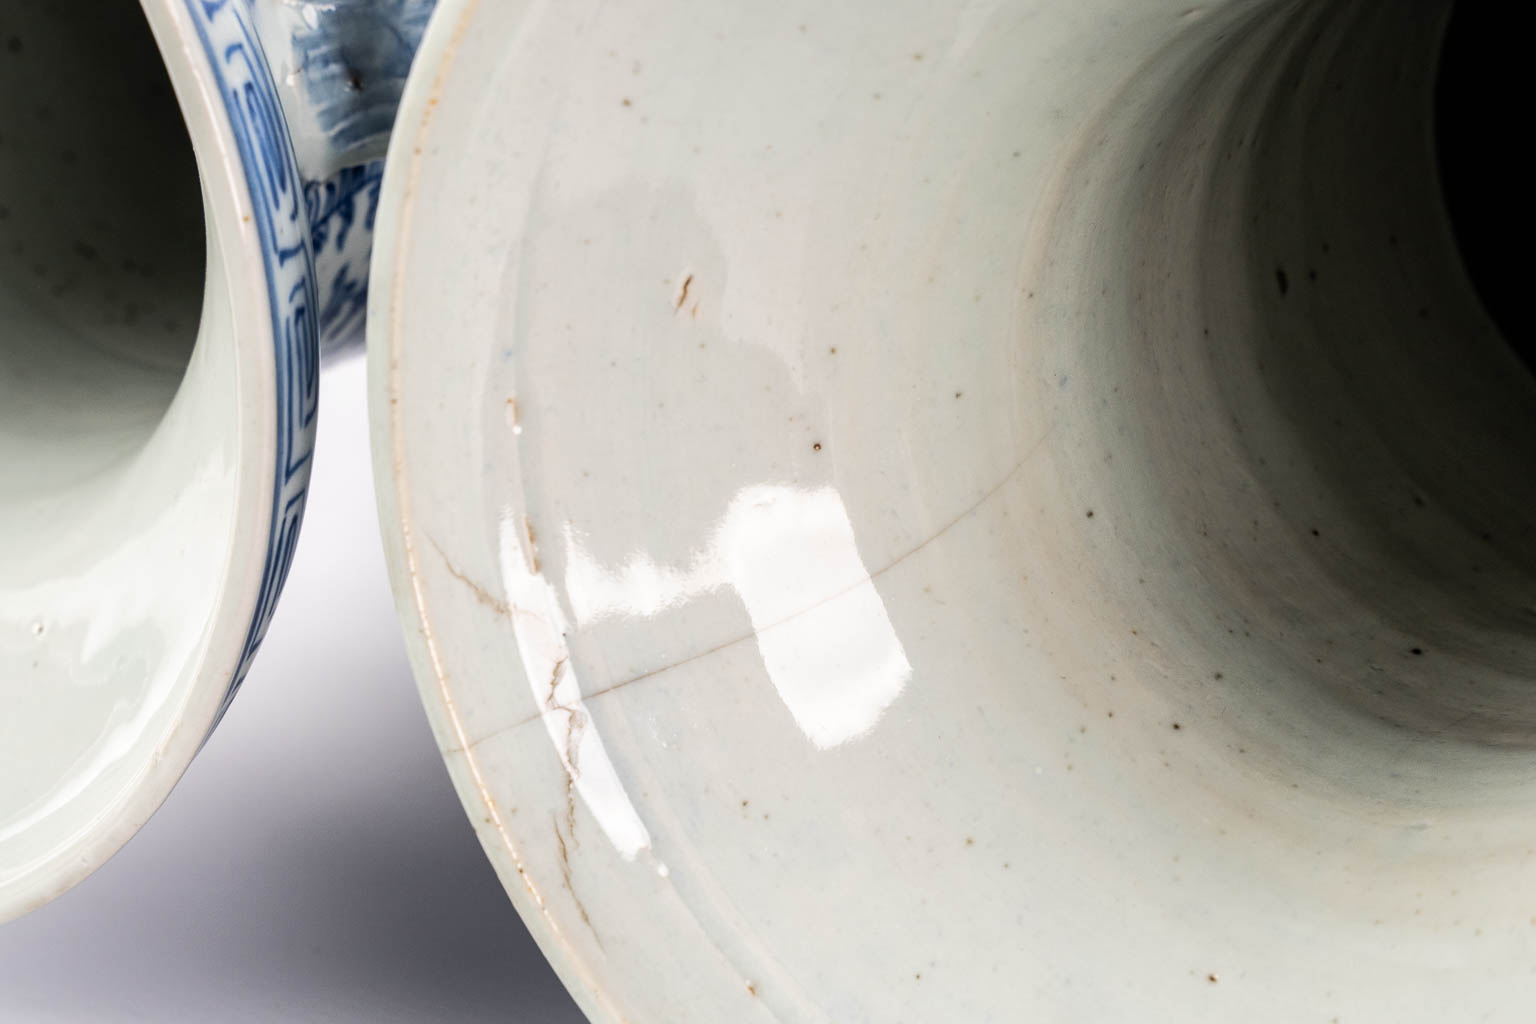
[372,0,1536,1020]
[0,0,429,920]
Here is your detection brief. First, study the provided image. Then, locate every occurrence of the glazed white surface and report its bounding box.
[0,359,583,1023]
[373,0,1536,1019]
[0,1,284,918]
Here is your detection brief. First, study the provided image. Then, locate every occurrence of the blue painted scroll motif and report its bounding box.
[275,0,435,167]
[305,158,383,348]
[256,0,437,351]
[181,0,319,720]
[180,0,434,721]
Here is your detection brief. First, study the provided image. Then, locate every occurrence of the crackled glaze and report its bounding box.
[373,0,1536,1020]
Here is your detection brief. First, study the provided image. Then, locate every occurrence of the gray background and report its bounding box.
[0,360,585,1023]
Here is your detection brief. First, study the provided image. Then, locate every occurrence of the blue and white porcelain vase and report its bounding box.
[0,0,431,918]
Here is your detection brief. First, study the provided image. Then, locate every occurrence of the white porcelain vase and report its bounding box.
[367,0,1536,1020]
[0,0,431,919]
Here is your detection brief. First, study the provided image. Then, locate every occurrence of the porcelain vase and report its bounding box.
[0,0,431,919]
[366,1,1536,1020]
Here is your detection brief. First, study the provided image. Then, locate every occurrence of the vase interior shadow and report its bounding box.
[0,3,239,906]
[1434,0,1526,369]
[368,0,1536,1018]
[0,5,204,499]
[1026,0,1536,777]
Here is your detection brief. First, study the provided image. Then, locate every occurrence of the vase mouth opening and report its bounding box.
[0,3,205,507]
[0,2,254,919]
[1027,0,1536,807]
[1434,1,1527,371]
[362,0,1536,1009]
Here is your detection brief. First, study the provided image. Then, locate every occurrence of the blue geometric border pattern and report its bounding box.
[183,0,320,721]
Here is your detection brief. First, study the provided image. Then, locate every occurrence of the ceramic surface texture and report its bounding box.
[0,359,585,1024]
[253,0,436,351]
[0,0,437,918]
[0,0,316,919]
[372,0,1536,1020]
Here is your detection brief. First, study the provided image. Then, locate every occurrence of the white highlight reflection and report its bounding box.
[566,484,911,749]
[496,514,652,860]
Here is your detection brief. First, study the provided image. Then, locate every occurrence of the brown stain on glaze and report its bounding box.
[552,814,602,948]
[464,423,1062,745]
[377,4,635,1019]
[429,537,509,616]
